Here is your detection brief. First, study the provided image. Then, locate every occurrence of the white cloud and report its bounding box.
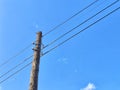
[81,83,96,90]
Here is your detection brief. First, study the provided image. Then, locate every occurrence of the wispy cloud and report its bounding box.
[57,58,68,64]
[35,24,39,29]
[80,83,96,90]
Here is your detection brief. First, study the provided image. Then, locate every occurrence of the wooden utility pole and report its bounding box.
[29,32,42,90]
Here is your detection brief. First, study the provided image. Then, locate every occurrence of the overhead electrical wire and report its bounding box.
[0,62,32,84]
[43,0,99,37]
[0,43,32,68]
[89,0,108,13]
[43,6,120,56]
[0,1,120,85]
[43,0,119,49]
[0,55,33,79]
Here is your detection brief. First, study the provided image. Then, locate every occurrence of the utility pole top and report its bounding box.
[37,31,42,34]
[37,31,42,33]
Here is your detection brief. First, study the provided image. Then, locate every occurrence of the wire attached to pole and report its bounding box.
[0,44,32,68]
[0,55,33,79]
[43,0,119,49]
[43,6,120,56]
[43,0,99,37]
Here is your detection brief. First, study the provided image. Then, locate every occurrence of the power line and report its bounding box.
[0,43,32,68]
[0,55,33,79]
[43,6,120,56]
[43,0,119,49]
[43,0,99,37]
[0,39,63,84]
[0,62,32,84]
[0,55,42,84]
[89,0,107,12]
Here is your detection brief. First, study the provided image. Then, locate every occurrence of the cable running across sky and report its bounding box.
[0,55,33,79]
[43,0,119,49]
[0,62,32,84]
[43,0,99,37]
[0,43,32,68]
[43,6,120,56]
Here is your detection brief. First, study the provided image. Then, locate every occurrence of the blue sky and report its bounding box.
[0,0,120,90]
